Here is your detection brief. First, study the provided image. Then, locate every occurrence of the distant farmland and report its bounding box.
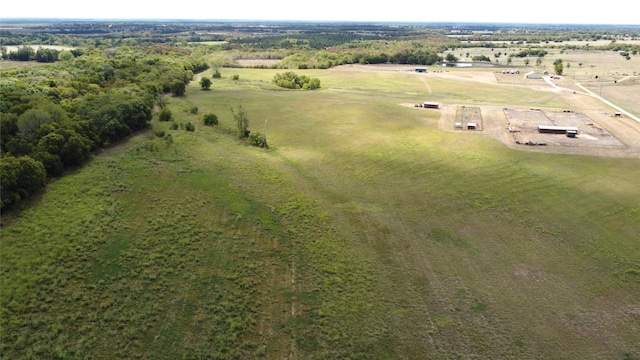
[3,59,639,359]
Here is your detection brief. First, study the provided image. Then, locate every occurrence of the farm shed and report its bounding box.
[538,125,578,134]
[415,67,427,73]
[424,102,440,109]
[525,71,542,79]
[467,122,477,130]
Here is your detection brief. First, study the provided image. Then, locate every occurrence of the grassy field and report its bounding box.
[2,65,640,359]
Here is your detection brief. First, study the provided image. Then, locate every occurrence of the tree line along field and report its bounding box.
[1,21,640,359]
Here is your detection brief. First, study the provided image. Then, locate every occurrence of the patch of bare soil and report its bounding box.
[354,63,640,158]
[435,103,640,158]
[236,59,281,67]
[397,66,640,158]
[331,64,420,73]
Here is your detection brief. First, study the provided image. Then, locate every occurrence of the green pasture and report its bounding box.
[2,66,640,359]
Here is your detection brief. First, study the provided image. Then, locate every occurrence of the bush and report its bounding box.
[273,72,321,90]
[202,113,219,126]
[189,106,198,114]
[249,131,267,148]
[212,69,222,78]
[158,108,173,122]
[170,122,179,130]
[155,130,165,137]
[232,74,240,80]
[185,122,195,132]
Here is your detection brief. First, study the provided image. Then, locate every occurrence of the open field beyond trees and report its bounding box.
[3,60,640,359]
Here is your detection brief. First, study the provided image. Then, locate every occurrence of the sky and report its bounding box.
[2,0,639,25]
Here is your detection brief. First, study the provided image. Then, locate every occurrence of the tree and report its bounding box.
[35,47,59,63]
[9,46,35,61]
[58,50,74,61]
[0,155,47,210]
[230,105,250,139]
[17,103,67,138]
[445,53,458,63]
[200,76,212,90]
[554,59,564,75]
[170,80,186,96]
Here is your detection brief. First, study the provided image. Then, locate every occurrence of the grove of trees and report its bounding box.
[1,45,209,210]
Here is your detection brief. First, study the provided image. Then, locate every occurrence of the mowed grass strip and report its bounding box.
[2,65,639,359]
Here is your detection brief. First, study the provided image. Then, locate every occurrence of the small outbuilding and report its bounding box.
[525,71,542,79]
[415,67,427,73]
[538,125,578,134]
[424,102,439,109]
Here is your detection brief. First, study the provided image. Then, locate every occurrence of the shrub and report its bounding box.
[154,130,165,138]
[212,69,222,78]
[170,122,179,130]
[249,131,267,148]
[232,74,240,80]
[189,106,198,114]
[202,113,219,126]
[185,122,195,132]
[158,108,173,122]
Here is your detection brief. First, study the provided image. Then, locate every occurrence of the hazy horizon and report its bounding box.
[3,0,639,26]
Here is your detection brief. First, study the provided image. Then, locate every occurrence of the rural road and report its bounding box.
[544,76,640,124]
[573,82,640,124]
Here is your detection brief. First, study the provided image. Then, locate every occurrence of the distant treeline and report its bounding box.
[0,46,209,210]
[2,21,638,60]
[1,46,81,62]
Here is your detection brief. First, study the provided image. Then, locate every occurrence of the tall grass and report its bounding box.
[2,66,639,359]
